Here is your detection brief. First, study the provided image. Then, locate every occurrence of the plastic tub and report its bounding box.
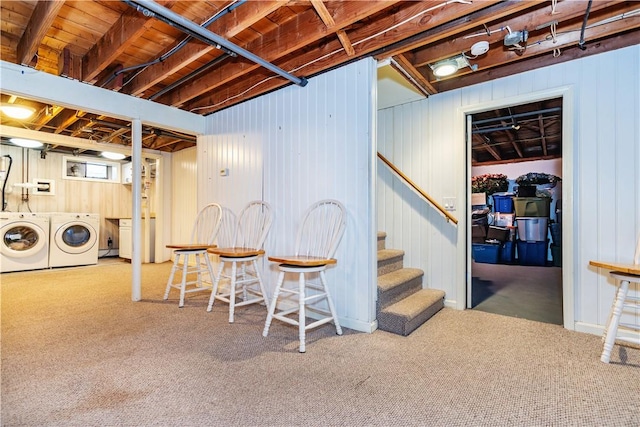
[516,217,549,242]
[492,194,514,213]
[517,240,548,266]
[514,197,551,217]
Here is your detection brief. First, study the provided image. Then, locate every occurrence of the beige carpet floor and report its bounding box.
[1,260,639,426]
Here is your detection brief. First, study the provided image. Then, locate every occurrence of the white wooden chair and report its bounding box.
[207,201,273,323]
[590,234,640,363]
[164,203,222,307]
[263,199,346,353]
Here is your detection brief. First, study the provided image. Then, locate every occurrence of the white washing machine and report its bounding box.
[0,212,50,273]
[49,213,100,268]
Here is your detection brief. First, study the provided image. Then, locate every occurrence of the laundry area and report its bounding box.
[0,140,156,274]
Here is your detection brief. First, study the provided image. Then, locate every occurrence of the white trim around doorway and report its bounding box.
[458,86,575,331]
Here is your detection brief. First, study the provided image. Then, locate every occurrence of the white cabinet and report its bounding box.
[121,162,133,184]
[119,218,155,262]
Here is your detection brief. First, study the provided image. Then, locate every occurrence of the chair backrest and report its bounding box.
[295,199,346,259]
[216,207,237,248]
[190,203,223,244]
[233,201,273,249]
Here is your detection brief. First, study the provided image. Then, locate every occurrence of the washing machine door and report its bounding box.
[0,221,47,258]
[54,221,98,254]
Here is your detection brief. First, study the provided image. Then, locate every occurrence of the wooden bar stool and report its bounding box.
[589,235,640,363]
[263,199,346,353]
[164,203,222,307]
[207,201,273,323]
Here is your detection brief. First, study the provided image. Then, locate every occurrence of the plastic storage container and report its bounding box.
[516,217,549,242]
[487,226,510,243]
[492,193,514,213]
[500,241,516,263]
[517,240,548,266]
[550,244,562,267]
[472,243,500,264]
[514,197,551,217]
[550,223,561,246]
[517,185,537,197]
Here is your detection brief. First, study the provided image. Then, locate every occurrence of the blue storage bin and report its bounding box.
[500,241,516,263]
[492,194,514,213]
[517,240,548,266]
[472,243,500,264]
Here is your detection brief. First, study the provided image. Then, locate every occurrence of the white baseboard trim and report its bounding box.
[269,300,377,334]
[575,321,639,342]
[444,299,458,309]
[575,322,605,337]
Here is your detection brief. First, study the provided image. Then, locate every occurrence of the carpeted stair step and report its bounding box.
[377,249,404,276]
[377,267,424,311]
[377,231,387,251]
[378,289,445,336]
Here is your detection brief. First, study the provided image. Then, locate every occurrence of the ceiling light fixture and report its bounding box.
[9,138,43,148]
[101,151,126,160]
[431,59,459,77]
[0,103,36,120]
[429,54,477,79]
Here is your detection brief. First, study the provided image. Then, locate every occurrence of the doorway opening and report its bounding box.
[467,97,563,325]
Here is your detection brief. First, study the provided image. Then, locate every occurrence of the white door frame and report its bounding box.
[458,86,575,330]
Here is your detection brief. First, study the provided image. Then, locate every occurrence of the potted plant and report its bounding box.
[471,173,509,195]
[515,173,561,197]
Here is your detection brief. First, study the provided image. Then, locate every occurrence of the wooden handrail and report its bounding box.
[377,152,458,225]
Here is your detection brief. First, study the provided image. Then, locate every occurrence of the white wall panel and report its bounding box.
[377,45,640,334]
[169,147,197,260]
[202,59,376,332]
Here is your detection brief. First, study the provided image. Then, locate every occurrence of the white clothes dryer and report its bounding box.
[0,212,50,273]
[49,213,100,268]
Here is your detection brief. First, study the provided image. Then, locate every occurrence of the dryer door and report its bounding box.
[54,222,98,254]
[0,221,47,257]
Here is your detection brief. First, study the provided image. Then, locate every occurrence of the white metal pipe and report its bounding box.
[132,119,142,301]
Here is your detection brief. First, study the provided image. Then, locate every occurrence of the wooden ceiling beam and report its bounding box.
[54,111,86,135]
[538,114,548,156]
[435,26,640,92]
[160,0,398,107]
[425,3,640,86]
[390,53,436,96]
[32,105,64,132]
[496,110,524,158]
[183,0,488,112]
[82,2,175,84]
[124,1,286,97]
[372,0,518,60]
[16,0,65,66]
[411,0,622,67]
[473,134,501,161]
[311,0,355,56]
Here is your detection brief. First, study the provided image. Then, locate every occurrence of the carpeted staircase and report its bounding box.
[377,231,445,336]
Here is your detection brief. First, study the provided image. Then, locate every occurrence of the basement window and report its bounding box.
[63,156,121,183]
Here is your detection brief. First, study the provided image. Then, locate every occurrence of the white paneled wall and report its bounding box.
[201,59,377,332]
[377,45,639,335]
[169,147,197,254]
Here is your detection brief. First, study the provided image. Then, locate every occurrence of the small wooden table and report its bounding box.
[589,260,640,363]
